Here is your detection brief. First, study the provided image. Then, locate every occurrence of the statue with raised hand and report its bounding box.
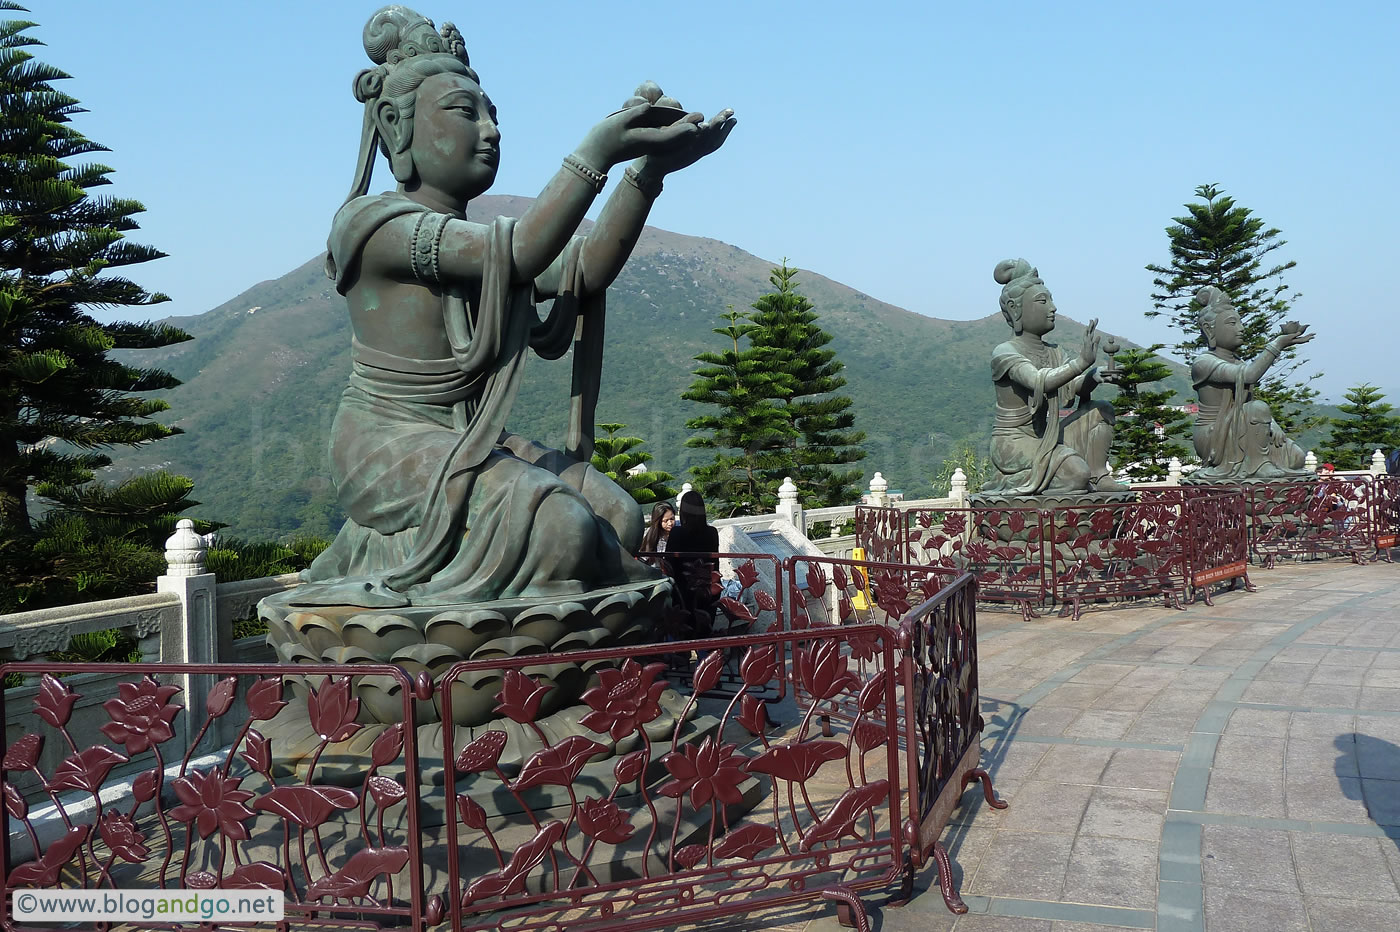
[1188,286,1312,481]
[982,259,1127,497]
[294,5,736,609]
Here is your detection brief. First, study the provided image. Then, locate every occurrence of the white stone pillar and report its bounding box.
[868,472,888,508]
[680,482,693,496]
[158,519,219,749]
[950,467,969,506]
[775,476,804,536]
[1305,451,1318,473]
[1372,449,1386,475]
[1167,457,1183,485]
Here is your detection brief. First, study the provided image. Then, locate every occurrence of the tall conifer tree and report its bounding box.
[683,308,796,516]
[1146,183,1321,434]
[1319,383,1400,471]
[1106,345,1192,480]
[746,262,865,506]
[0,6,196,608]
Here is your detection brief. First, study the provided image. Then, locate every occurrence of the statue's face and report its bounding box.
[1018,284,1056,336]
[408,72,500,201]
[1208,305,1243,351]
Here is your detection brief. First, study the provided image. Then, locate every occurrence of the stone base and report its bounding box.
[969,489,1138,509]
[1183,472,1313,486]
[258,577,674,728]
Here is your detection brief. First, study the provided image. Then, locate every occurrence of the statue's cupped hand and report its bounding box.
[576,105,736,171]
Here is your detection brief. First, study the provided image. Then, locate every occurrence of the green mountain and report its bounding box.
[112,195,1189,540]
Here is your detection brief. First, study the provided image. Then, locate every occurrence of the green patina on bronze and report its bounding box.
[980,259,1128,499]
[1185,287,1313,483]
[283,5,735,609]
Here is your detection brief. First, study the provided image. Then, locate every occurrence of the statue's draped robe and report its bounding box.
[1190,352,1302,480]
[984,340,1098,495]
[291,193,653,608]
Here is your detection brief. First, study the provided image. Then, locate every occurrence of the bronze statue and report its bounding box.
[981,259,1127,497]
[1187,286,1312,481]
[291,5,735,609]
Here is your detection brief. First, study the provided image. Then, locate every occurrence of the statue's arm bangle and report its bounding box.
[409,211,450,285]
[563,154,608,193]
[623,165,663,199]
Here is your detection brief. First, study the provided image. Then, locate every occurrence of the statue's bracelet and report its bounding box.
[623,165,664,199]
[563,154,608,193]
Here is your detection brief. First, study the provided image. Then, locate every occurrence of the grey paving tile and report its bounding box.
[1224,708,1291,737]
[1365,668,1400,689]
[1289,711,1358,737]
[983,741,1051,782]
[1050,924,1150,932]
[1287,733,1358,777]
[1060,835,1158,910]
[1112,666,1180,690]
[1038,683,1112,709]
[1203,887,1308,932]
[1012,707,1080,737]
[1123,711,1196,744]
[1300,684,1363,707]
[1091,686,1162,713]
[966,831,1074,901]
[1068,663,1134,686]
[1200,823,1299,892]
[1290,831,1400,900]
[1283,771,1371,824]
[1309,664,1367,687]
[1204,771,1286,819]
[1256,661,1315,684]
[1100,748,1180,792]
[1212,734,1286,775]
[995,781,1092,834]
[1305,897,1400,932]
[951,917,1051,932]
[1079,787,1166,841]
[1030,744,1114,785]
[1063,709,1138,740]
[1240,680,1306,704]
[1361,687,1400,711]
[1140,690,1210,718]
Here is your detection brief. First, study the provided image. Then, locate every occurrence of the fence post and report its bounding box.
[157,518,220,748]
[776,476,805,536]
[1372,449,1386,475]
[1305,450,1318,473]
[868,472,888,508]
[950,468,969,506]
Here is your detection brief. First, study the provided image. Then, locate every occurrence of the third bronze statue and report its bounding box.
[978,259,1129,502]
[256,4,735,760]
[1185,286,1313,483]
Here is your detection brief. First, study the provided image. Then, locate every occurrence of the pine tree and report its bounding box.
[683,307,796,516]
[1319,383,1400,471]
[1105,345,1192,480]
[591,422,677,505]
[746,262,866,507]
[0,7,196,609]
[1146,183,1322,435]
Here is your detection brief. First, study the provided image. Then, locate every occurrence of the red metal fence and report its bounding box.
[856,490,1252,619]
[1,573,1001,931]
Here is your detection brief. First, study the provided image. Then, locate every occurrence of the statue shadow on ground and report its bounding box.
[1336,733,1400,854]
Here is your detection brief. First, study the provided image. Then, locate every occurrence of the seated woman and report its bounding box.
[1189,286,1312,481]
[638,502,676,565]
[291,7,734,608]
[982,259,1127,496]
[663,492,721,637]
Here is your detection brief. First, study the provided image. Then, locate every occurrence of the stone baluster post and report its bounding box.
[681,482,693,496]
[868,472,889,508]
[1168,457,1183,485]
[1305,451,1318,473]
[158,519,220,749]
[950,467,969,506]
[1372,449,1387,475]
[775,476,805,536]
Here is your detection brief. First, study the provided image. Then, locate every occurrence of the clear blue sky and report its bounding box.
[31,0,1400,402]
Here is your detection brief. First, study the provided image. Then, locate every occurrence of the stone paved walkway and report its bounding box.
[695,558,1400,932]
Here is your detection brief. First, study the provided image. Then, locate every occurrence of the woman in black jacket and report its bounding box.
[664,491,720,636]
